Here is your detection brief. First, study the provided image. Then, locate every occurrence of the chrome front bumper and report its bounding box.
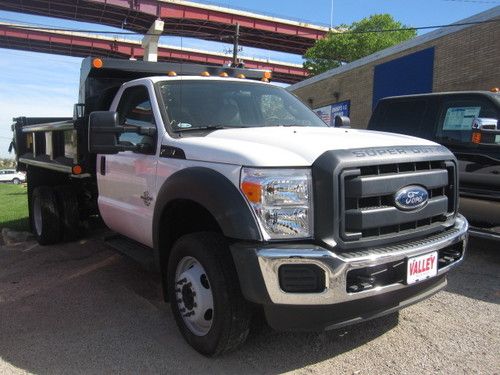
[254,215,468,305]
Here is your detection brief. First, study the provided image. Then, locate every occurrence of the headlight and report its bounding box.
[240,168,313,240]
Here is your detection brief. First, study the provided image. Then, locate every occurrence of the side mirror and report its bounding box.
[88,111,157,154]
[89,111,123,154]
[471,117,500,145]
[334,115,351,128]
[472,117,498,130]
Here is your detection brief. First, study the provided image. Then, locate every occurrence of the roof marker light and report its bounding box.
[201,71,210,77]
[219,72,229,77]
[491,87,499,93]
[236,73,246,79]
[167,71,177,76]
[92,58,103,69]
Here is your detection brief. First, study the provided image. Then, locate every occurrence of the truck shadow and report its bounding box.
[0,218,30,233]
[0,238,399,374]
[445,237,500,304]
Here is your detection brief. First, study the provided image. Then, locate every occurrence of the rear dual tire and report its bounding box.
[30,185,81,245]
[31,186,61,245]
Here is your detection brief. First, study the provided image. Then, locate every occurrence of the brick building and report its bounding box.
[288,7,500,129]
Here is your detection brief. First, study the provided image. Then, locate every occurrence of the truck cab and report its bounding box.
[368,91,500,241]
[12,57,468,356]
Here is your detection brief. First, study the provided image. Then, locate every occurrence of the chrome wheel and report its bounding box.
[175,256,214,336]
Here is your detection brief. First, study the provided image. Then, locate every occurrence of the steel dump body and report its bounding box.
[12,56,271,177]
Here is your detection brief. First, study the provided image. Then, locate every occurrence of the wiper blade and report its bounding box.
[173,125,231,132]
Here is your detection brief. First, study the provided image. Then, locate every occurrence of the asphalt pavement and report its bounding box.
[0,233,498,375]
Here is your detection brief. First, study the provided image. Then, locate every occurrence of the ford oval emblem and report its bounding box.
[394,185,429,211]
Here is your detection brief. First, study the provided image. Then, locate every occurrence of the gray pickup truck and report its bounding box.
[368,90,500,241]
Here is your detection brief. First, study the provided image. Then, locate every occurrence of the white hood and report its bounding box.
[174,127,439,167]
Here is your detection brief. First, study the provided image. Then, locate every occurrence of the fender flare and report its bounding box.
[153,167,262,252]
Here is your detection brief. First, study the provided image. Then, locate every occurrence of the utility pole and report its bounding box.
[232,23,240,67]
[330,0,334,30]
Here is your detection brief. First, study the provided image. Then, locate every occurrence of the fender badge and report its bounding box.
[140,191,153,207]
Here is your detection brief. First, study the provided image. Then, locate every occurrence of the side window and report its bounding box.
[116,86,155,148]
[436,98,498,144]
[377,100,427,136]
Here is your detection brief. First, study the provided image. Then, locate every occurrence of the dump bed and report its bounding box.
[12,56,271,177]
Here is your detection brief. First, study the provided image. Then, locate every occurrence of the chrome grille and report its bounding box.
[340,160,456,243]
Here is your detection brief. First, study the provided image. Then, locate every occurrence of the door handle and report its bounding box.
[100,156,106,175]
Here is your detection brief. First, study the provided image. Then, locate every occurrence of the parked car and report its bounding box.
[0,169,25,184]
[368,90,499,241]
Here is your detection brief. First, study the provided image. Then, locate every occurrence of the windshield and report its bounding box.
[157,80,327,131]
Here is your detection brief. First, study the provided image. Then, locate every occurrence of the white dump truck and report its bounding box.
[11,57,468,356]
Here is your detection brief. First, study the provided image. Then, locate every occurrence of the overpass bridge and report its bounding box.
[0,0,330,54]
[0,22,307,83]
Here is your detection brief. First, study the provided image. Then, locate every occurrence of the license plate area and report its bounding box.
[406,251,438,285]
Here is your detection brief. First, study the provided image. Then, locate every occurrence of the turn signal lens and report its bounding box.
[92,58,103,69]
[241,181,262,203]
[472,132,481,144]
[72,165,83,175]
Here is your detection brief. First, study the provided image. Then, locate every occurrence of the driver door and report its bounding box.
[97,84,158,247]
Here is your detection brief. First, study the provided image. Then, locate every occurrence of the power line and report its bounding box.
[443,0,500,4]
[341,18,500,34]
[0,18,498,36]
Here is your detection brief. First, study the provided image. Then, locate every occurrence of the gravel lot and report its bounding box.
[0,233,498,375]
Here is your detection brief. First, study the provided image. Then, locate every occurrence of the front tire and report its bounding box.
[167,232,251,356]
[31,186,61,245]
[12,178,21,185]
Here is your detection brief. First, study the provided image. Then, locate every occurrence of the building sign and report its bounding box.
[331,100,350,119]
[313,100,351,126]
[313,105,332,125]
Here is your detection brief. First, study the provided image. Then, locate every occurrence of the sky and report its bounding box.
[1,0,499,158]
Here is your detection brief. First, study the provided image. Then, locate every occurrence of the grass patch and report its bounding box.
[0,183,29,232]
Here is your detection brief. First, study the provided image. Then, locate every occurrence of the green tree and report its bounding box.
[304,14,417,75]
